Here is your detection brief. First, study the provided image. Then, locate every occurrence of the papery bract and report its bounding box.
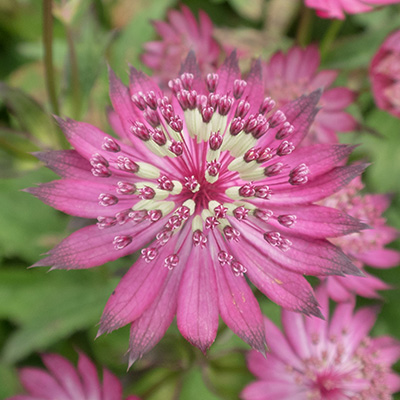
[370,29,400,118]
[7,352,140,400]
[29,52,366,363]
[305,0,400,19]
[242,285,400,400]
[263,45,357,146]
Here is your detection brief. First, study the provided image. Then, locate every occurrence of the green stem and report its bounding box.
[296,4,313,47]
[319,19,343,61]
[65,25,81,119]
[43,0,59,115]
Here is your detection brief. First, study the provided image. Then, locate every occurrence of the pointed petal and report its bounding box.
[102,368,123,400]
[216,51,240,94]
[76,352,102,400]
[177,245,219,352]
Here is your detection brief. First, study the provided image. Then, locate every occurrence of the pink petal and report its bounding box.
[176,245,219,353]
[101,368,123,400]
[216,51,241,95]
[76,352,102,400]
[322,87,356,110]
[356,248,400,268]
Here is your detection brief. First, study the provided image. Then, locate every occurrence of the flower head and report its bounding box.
[370,29,400,118]
[141,5,223,87]
[29,52,366,363]
[305,0,400,19]
[242,285,400,400]
[263,45,357,146]
[322,177,400,301]
[7,352,139,400]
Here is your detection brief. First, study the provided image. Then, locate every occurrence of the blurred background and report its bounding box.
[0,0,399,398]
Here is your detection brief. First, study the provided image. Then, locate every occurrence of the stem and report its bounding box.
[296,4,313,47]
[65,25,81,119]
[319,19,343,61]
[43,0,59,115]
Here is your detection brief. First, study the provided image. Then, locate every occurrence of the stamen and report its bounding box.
[98,193,118,206]
[113,235,132,250]
[233,79,247,99]
[102,137,120,152]
[116,156,139,173]
[277,141,295,156]
[289,164,310,185]
[116,181,136,195]
[130,121,150,141]
[264,162,284,177]
[164,254,179,270]
[264,231,292,251]
[97,216,117,229]
[277,214,297,227]
[206,73,219,92]
[141,247,158,262]
[223,226,240,242]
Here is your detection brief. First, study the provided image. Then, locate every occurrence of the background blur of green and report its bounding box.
[0,0,399,399]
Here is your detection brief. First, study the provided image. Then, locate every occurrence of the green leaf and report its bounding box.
[0,268,117,363]
[180,367,220,400]
[0,83,62,149]
[0,362,19,398]
[0,168,67,262]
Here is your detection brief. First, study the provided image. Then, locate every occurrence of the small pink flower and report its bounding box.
[142,5,223,88]
[263,45,357,146]
[305,0,400,19]
[242,285,400,400]
[7,352,139,400]
[370,29,400,118]
[29,53,366,363]
[322,177,400,301]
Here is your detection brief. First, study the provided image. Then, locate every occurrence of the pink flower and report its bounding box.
[305,0,400,19]
[242,285,400,400]
[322,177,400,301]
[141,5,222,88]
[29,53,366,363]
[7,352,139,400]
[263,45,357,146]
[370,29,400,118]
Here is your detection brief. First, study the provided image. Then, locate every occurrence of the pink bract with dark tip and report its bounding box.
[7,352,140,400]
[242,285,400,400]
[370,29,400,118]
[29,52,366,364]
[305,0,400,19]
[141,5,223,88]
[322,177,400,302]
[263,45,357,146]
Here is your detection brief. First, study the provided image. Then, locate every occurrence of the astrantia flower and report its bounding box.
[370,29,400,118]
[141,5,222,87]
[305,0,400,19]
[263,45,357,146]
[8,352,139,400]
[242,285,400,400]
[29,52,366,363]
[322,177,400,301]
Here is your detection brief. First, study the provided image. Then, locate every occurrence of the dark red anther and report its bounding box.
[218,251,233,266]
[276,141,295,156]
[138,186,156,200]
[180,72,194,89]
[205,216,220,229]
[169,115,183,132]
[276,122,294,140]
[141,247,158,263]
[98,193,118,206]
[259,97,276,114]
[223,226,240,242]
[244,114,258,134]
[264,162,284,177]
[164,254,179,270]
[233,206,249,220]
[116,181,136,195]
[207,160,221,176]
[157,175,174,191]
[168,78,183,94]
[102,137,120,153]
[117,156,139,173]
[129,210,147,222]
[214,204,228,219]
[169,140,184,156]
[130,121,150,141]
[131,92,147,110]
[289,163,309,185]
[148,209,163,222]
[201,106,214,123]
[113,235,132,250]
[268,110,287,128]
[208,93,220,109]
[235,99,250,118]
[230,117,245,136]
[144,91,157,110]
[143,108,160,128]
[218,95,233,116]
[257,147,274,163]
[97,216,117,229]
[233,79,247,99]
[244,147,260,163]
[115,209,132,225]
[193,230,207,248]
[151,127,167,146]
[206,73,219,92]
[254,209,273,221]
[277,214,297,228]
[209,132,223,150]
[239,182,256,197]
[91,163,111,177]
[255,185,272,199]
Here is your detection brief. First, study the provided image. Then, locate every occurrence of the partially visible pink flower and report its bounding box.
[29,53,366,364]
[142,5,223,87]
[263,45,357,146]
[370,29,400,118]
[305,0,400,19]
[242,285,400,400]
[7,352,139,400]
[322,177,400,301]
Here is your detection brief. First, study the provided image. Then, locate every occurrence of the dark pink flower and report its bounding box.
[242,285,400,400]
[7,352,139,400]
[29,53,366,363]
[305,0,400,19]
[322,177,400,301]
[142,5,222,88]
[263,45,357,146]
[370,29,400,118]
